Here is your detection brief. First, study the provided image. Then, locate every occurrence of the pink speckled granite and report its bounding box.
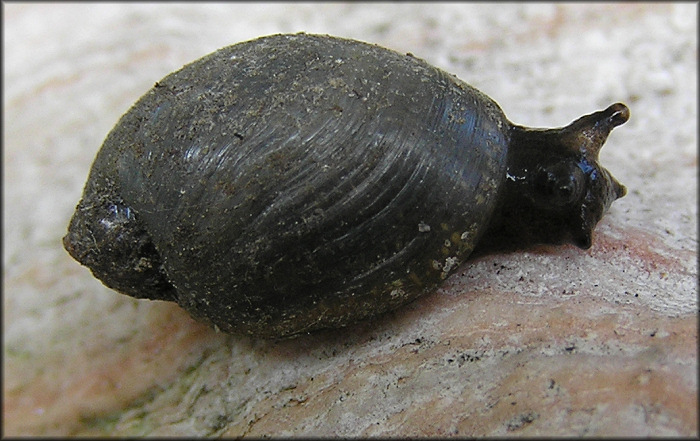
[3,3,696,437]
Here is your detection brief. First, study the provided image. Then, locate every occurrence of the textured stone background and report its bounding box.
[3,3,697,437]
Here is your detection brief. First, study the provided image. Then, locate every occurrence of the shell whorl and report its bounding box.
[68,34,510,337]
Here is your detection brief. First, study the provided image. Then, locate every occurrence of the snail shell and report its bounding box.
[63,33,629,338]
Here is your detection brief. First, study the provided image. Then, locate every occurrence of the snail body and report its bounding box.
[63,33,629,338]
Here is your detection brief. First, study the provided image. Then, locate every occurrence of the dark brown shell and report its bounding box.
[63,33,628,338]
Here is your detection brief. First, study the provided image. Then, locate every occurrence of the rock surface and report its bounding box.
[3,3,697,436]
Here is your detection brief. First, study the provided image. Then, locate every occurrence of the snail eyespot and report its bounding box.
[534,163,585,207]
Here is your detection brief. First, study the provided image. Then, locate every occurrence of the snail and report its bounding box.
[63,33,629,339]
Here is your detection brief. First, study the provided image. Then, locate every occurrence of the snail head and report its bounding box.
[489,103,629,250]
